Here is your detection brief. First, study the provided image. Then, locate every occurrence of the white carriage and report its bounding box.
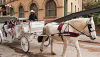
[0,17,45,52]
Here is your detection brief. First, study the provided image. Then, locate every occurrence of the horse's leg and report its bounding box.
[40,36,48,52]
[75,40,82,57]
[51,38,56,55]
[62,37,68,57]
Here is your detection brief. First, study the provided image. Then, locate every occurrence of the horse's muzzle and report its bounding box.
[90,37,96,40]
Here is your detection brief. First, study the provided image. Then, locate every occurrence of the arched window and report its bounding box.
[10,8,14,16]
[19,6,24,18]
[45,0,56,17]
[30,3,38,16]
[71,2,73,13]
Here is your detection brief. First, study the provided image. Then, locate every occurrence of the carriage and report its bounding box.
[0,16,45,52]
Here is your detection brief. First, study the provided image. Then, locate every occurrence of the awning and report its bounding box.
[0,16,17,23]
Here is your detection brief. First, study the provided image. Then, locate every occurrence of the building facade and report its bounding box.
[6,0,82,22]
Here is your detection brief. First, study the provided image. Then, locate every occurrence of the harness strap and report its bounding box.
[57,23,65,42]
[60,35,64,41]
[68,23,91,37]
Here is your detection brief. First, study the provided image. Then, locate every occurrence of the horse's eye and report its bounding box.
[88,24,92,29]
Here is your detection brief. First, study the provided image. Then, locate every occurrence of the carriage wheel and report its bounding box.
[21,36,29,52]
[0,35,2,44]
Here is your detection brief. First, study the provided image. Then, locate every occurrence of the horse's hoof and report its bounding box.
[40,49,43,52]
[51,52,56,55]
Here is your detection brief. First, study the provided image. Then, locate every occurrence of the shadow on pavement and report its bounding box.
[2,42,47,57]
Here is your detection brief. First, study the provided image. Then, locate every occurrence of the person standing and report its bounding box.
[29,10,38,21]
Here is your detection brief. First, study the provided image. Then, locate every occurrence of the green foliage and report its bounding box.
[85,0,96,9]
[93,13,100,26]
[83,0,100,26]
[83,0,99,10]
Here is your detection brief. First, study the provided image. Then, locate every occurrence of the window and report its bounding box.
[10,0,14,2]
[3,0,6,4]
[94,0,96,2]
[75,5,76,12]
[0,0,2,3]
[78,8,79,12]
[30,3,38,17]
[19,6,24,18]
[45,0,56,17]
[10,8,14,16]
[71,2,73,13]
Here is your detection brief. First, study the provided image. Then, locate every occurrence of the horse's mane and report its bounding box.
[47,18,90,25]
[47,22,58,25]
[64,18,90,23]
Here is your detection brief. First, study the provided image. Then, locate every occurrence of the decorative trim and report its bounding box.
[57,6,64,8]
[44,17,57,19]
[24,11,29,12]
[15,12,18,14]
[39,9,44,11]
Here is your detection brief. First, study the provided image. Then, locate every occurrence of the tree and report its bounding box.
[83,0,100,26]
[83,0,97,10]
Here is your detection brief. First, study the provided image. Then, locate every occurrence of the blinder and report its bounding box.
[88,24,95,33]
[88,24,92,32]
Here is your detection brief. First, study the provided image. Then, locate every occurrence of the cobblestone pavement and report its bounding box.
[0,36,100,57]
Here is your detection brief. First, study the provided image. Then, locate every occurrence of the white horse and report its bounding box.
[40,17,96,57]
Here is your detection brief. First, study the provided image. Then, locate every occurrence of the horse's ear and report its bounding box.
[88,18,91,23]
[90,17,93,20]
[89,17,93,22]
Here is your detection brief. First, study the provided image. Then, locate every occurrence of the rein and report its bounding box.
[66,22,95,38]
[68,23,91,37]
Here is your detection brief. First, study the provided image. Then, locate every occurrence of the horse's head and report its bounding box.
[64,17,96,40]
[87,17,96,40]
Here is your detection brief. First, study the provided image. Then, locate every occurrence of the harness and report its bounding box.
[57,20,95,41]
[57,23,80,41]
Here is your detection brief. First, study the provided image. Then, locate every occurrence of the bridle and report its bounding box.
[63,19,95,38]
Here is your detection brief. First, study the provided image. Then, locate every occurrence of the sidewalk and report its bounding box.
[78,35,100,43]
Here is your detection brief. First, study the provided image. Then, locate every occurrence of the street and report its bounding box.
[0,36,100,57]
